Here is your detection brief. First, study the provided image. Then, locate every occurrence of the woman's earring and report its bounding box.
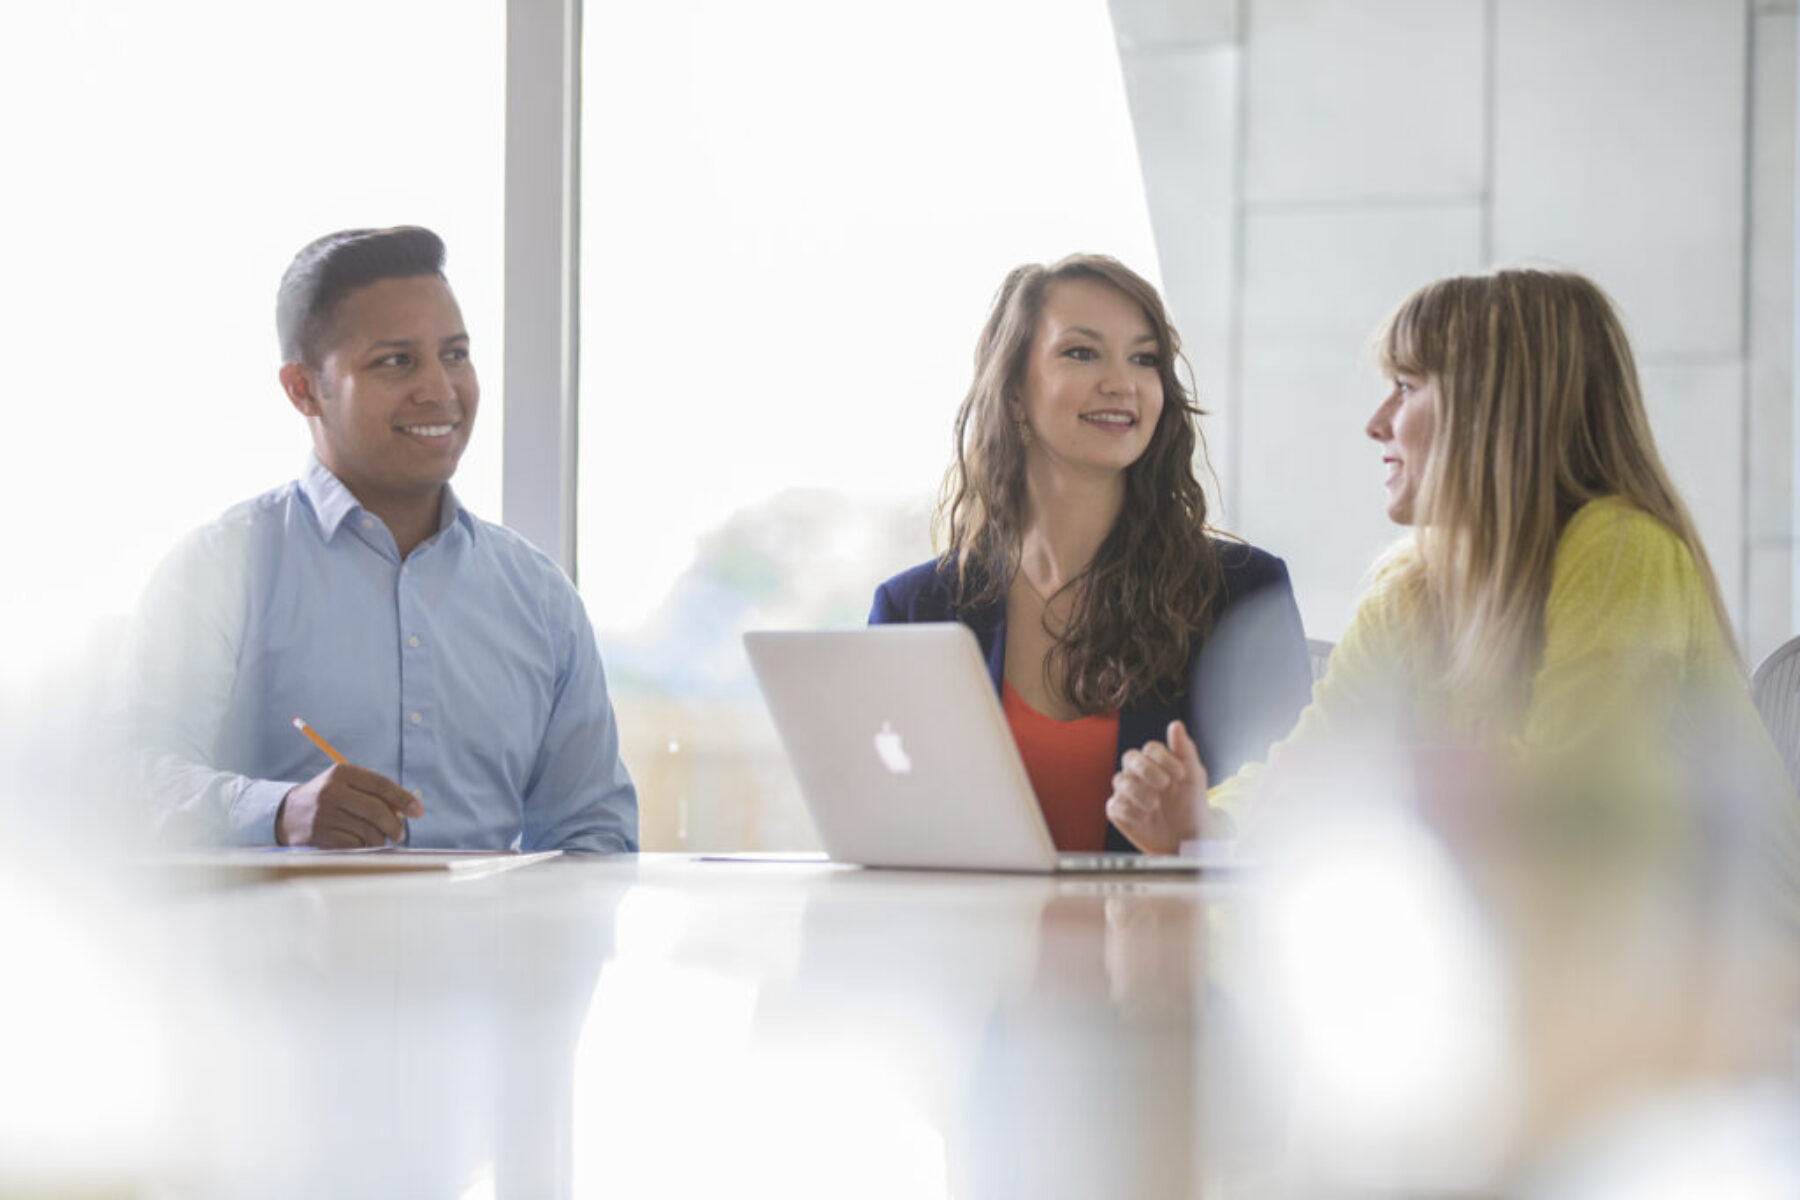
[1017,419,1033,447]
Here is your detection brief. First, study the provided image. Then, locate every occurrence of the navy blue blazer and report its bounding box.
[869,543,1312,851]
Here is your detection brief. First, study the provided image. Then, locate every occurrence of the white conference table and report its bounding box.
[119,854,1237,1200]
[12,845,1798,1199]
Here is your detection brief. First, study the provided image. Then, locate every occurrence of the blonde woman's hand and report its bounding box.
[1105,720,1214,855]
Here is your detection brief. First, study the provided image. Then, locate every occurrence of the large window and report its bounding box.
[577,0,1160,849]
[0,2,504,737]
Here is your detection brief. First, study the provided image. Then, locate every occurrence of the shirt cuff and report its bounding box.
[229,778,299,846]
[1207,762,1263,826]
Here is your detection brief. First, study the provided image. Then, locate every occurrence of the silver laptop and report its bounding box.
[744,624,1216,873]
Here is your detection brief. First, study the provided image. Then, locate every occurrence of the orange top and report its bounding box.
[1001,679,1120,852]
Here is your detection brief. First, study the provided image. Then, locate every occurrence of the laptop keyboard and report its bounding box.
[1055,853,1199,873]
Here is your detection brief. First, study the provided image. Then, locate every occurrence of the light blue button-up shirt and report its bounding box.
[124,456,637,852]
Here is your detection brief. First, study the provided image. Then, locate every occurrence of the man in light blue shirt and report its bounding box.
[124,227,636,853]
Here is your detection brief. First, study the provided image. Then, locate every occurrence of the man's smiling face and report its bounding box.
[292,273,477,512]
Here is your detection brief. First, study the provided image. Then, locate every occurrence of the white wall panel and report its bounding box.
[1236,205,1484,638]
[1492,0,1747,358]
[1242,0,1485,205]
[1640,362,1747,640]
[1107,0,1238,49]
[1116,47,1241,508]
[1751,12,1796,544]
[1752,362,1793,548]
[1234,351,1403,640]
[1749,546,1791,666]
[1751,363,1793,660]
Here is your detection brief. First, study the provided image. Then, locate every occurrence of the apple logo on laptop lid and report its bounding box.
[874,721,913,775]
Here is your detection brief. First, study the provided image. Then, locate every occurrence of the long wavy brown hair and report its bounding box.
[936,254,1226,713]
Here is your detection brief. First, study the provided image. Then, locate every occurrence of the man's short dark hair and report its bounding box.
[276,226,447,366]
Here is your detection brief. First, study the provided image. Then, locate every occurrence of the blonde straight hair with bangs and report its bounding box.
[1372,267,1735,732]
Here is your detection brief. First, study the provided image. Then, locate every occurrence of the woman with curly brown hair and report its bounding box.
[870,253,1312,854]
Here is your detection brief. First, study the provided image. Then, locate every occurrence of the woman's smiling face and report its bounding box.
[1015,277,1165,480]
[1366,370,1437,525]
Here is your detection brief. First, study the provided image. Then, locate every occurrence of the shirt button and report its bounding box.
[410,712,423,726]
[408,636,421,649]
[360,516,375,530]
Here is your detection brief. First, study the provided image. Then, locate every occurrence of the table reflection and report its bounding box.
[125,860,1229,1199]
[568,867,1222,1200]
[5,838,1795,1199]
[157,862,624,1198]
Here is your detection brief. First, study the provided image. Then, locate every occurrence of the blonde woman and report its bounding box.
[871,254,1312,853]
[1108,267,1800,878]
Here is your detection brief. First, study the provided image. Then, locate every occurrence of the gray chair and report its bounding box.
[1305,638,1334,685]
[1750,635,1800,792]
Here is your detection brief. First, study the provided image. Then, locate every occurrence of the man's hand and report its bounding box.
[277,764,425,847]
[1105,719,1215,855]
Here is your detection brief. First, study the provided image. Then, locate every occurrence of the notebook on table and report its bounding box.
[151,848,564,882]
[744,624,1234,874]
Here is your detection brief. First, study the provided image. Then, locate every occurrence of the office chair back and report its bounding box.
[1305,638,1334,685]
[1751,635,1800,792]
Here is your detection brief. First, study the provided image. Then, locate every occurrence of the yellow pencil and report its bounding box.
[291,717,348,766]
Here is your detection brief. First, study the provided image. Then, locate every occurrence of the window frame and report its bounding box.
[503,0,583,579]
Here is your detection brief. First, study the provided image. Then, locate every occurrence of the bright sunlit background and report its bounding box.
[578,0,1160,849]
[579,0,1158,631]
[0,0,505,711]
[0,0,1159,856]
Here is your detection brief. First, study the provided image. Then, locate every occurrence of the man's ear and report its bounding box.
[280,361,321,417]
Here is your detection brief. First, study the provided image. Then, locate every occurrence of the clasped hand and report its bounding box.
[1105,719,1225,855]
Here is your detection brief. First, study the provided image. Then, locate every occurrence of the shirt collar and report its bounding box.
[300,452,476,543]
[437,484,475,538]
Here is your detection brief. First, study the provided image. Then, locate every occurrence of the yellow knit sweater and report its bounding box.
[1214,498,1800,903]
